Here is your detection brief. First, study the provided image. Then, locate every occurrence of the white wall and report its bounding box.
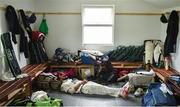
[0,0,35,11]
[0,0,35,76]
[161,6,180,71]
[34,0,162,58]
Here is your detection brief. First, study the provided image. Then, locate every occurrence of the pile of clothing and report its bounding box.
[142,83,177,106]
[169,75,180,86]
[79,50,109,65]
[34,69,76,90]
[9,91,63,106]
[107,45,144,62]
[52,48,80,64]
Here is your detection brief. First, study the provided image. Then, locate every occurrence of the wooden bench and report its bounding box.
[152,67,180,96]
[21,63,48,80]
[0,62,48,106]
[111,61,143,68]
[0,77,31,106]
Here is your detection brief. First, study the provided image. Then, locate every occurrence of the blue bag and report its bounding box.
[80,52,96,64]
[142,83,177,106]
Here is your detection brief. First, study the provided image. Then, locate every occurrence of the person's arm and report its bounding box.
[67,80,87,94]
[117,75,128,82]
[73,80,87,91]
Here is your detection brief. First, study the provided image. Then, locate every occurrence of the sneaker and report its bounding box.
[134,88,144,97]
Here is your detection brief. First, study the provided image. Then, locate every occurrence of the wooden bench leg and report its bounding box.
[24,78,32,96]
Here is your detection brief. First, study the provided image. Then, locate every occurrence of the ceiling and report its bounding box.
[144,0,180,9]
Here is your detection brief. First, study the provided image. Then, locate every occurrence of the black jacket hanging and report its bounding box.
[19,9,33,39]
[18,10,30,58]
[164,10,179,57]
[5,5,21,44]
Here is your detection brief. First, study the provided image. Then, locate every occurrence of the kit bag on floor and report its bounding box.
[35,75,62,90]
[142,83,177,106]
[1,32,21,77]
[27,97,63,107]
[9,96,63,107]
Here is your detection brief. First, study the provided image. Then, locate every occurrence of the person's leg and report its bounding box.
[119,82,131,98]
[81,81,130,98]
[81,81,119,97]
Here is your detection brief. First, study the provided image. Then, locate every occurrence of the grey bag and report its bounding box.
[128,71,155,87]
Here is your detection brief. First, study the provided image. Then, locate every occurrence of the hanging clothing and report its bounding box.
[19,9,33,39]
[31,31,48,64]
[18,10,30,58]
[164,10,179,57]
[39,15,48,36]
[1,32,22,77]
[5,5,21,44]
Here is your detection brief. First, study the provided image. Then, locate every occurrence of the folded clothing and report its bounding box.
[169,75,180,85]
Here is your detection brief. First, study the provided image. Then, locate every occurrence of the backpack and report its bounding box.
[98,60,118,83]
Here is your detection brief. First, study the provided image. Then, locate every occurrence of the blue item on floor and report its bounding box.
[142,83,177,106]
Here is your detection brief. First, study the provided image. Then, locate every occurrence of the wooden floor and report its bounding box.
[47,90,141,106]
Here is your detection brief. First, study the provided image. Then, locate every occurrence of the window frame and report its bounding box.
[82,5,115,46]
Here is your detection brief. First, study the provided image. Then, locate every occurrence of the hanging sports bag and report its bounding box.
[1,32,21,77]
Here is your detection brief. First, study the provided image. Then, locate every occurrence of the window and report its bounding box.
[82,5,114,45]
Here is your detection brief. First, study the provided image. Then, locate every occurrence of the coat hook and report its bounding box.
[43,13,46,19]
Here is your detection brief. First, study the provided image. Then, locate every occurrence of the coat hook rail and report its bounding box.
[1,5,180,16]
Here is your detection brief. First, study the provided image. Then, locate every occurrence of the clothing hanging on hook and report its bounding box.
[164,10,179,57]
[39,13,48,36]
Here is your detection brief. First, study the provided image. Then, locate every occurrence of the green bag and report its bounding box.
[51,99,63,106]
[39,15,48,36]
[26,97,63,107]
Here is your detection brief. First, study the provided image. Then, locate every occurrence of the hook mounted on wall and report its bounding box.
[43,13,46,19]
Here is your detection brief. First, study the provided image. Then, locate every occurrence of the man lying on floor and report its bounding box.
[60,78,131,98]
[39,68,131,98]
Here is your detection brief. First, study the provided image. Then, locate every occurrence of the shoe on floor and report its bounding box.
[134,88,144,97]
